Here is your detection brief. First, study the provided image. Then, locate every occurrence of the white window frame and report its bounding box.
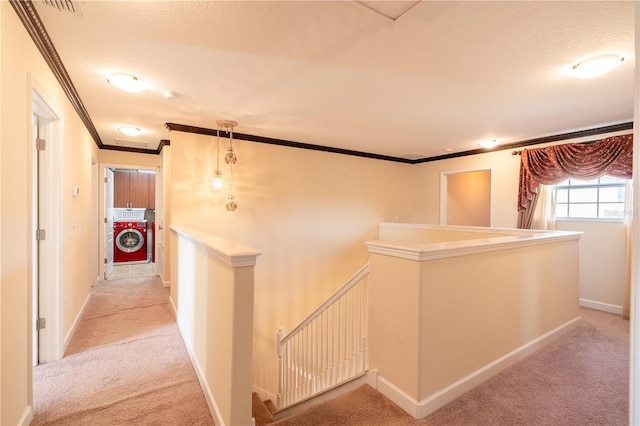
[554,176,627,222]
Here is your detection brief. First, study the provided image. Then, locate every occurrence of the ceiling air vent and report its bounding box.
[41,0,82,15]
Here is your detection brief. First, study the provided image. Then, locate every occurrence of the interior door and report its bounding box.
[104,168,114,279]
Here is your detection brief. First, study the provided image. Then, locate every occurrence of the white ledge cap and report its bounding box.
[170,225,261,267]
[367,229,582,261]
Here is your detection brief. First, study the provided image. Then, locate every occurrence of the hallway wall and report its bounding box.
[0,3,98,423]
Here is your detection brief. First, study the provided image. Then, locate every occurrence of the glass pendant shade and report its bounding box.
[226,194,238,211]
[225,147,237,164]
[216,119,239,211]
[212,170,223,189]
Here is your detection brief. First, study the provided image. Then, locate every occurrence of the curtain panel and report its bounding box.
[517,134,633,212]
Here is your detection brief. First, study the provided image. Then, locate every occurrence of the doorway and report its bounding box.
[440,168,492,227]
[100,165,159,282]
[31,80,63,365]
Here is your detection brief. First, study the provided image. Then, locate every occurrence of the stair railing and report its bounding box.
[277,263,369,410]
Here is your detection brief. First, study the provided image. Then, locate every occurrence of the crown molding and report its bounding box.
[166,122,633,164]
[414,121,634,163]
[10,0,104,148]
[165,123,413,163]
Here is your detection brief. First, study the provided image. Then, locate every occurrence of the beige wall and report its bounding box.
[412,130,632,314]
[98,149,160,169]
[0,3,98,423]
[418,240,579,399]
[166,130,414,395]
[557,220,627,310]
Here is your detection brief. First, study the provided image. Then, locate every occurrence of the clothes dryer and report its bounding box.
[114,221,148,262]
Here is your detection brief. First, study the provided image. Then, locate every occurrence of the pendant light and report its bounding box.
[212,125,224,189]
[216,120,239,211]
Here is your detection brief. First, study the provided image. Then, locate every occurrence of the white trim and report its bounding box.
[98,162,159,289]
[379,221,553,235]
[170,225,261,267]
[169,297,225,425]
[579,298,623,315]
[376,316,581,419]
[29,76,64,363]
[62,292,91,354]
[17,405,33,426]
[367,231,581,261]
[169,296,177,318]
[162,279,170,288]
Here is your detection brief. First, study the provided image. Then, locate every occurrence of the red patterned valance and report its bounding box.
[518,134,633,211]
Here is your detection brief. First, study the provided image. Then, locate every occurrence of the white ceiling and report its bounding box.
[32,1,635,159]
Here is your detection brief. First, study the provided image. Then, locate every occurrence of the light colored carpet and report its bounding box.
[273,307,628,425]
[32,276,214,425]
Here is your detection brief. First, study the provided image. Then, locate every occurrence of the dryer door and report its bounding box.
[115,229,144,253]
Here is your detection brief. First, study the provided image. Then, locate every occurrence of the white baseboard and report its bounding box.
[62,292,91,355]
[171,299,225,426]
[162,279,170,288]
[376,316,581,419]
[18,405,33,426]
[168,296,178,318]
[579,298,622,315]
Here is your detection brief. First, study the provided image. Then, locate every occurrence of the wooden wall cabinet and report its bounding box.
[113,171,155,209]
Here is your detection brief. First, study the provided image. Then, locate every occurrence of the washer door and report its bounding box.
[115,229,144,253]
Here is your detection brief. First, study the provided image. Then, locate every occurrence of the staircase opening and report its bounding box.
[275,263,369,412]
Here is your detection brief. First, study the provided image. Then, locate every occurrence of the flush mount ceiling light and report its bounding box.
[107,72,146,92]
[479,139,499,149]
[117,125,142,136]
[570,54,624,79]
[162,90,178,99]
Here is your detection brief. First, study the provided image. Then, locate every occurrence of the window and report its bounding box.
[555,176,627,220]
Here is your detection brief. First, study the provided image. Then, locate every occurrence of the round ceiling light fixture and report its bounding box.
[162,90,178,99]
[570,54,624,79]
[117,125,142,136]
[478,139,499,149]
[107,72,146,92]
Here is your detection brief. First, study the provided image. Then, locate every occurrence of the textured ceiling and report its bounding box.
[32,1,634,159]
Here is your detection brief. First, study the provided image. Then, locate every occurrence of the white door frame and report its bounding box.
[30,76,63,363]
[104,167,114,280]
[98,163,159,282]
